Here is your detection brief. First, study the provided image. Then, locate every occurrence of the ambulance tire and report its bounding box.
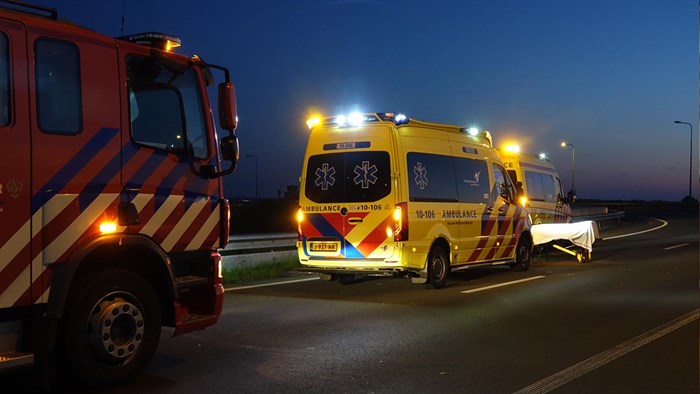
[511,236,533,272]
[425,246,450,289]
[56,269,162,389]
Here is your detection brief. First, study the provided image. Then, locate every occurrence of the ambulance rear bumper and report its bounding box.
[294,266,412,277]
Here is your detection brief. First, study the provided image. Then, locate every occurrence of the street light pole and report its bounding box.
[245,154,258,200]
[560,142,575,201]
[674,121,693,199]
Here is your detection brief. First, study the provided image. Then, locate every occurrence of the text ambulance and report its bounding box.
[0,1,239,388]
[296,112,532,289]
[498,146,572,224]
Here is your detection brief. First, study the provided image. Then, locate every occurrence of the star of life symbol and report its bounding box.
[314,163,336,190]
[414,162,428,190]
[353,161,378,189]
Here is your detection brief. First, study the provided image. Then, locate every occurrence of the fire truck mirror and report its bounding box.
[218,82,238,131]
[221,135,239,162]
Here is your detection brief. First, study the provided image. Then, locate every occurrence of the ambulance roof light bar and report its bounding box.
[306,112,410,130]
[117,32,182,52]
[460,127,493,147]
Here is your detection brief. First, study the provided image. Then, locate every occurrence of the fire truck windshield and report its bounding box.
[127,55,208,159]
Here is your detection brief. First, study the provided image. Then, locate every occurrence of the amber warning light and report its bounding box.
[117,32,182,52]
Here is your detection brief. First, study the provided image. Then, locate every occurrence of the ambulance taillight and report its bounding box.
[296,208,304,241]
[393,202,409,242]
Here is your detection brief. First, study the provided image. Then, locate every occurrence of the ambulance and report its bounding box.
[296,112,533,289]
[498,146,572,224]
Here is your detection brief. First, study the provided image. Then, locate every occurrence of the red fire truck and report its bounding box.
[0,0,239,387]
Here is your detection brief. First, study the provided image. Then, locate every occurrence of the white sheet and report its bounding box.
[530,220,599,252]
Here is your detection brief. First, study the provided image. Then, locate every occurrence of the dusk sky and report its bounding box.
[34,1,698,201]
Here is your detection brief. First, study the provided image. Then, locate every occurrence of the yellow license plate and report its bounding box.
[309,242,338,252]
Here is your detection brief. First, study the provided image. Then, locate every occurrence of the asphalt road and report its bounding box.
[14,208,700,393]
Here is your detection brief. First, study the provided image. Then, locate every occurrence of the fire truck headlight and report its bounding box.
[99,221,118,234]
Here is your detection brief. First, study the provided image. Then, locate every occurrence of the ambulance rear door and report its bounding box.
[301,124,395,262]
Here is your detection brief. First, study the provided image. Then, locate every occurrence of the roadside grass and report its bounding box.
[222,255,301,284]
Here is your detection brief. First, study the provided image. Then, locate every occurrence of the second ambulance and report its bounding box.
[296,112,532,289]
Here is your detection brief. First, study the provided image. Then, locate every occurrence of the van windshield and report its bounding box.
[305,151,391,203]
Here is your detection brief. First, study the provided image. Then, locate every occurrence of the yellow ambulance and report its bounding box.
[296,112,533,289]
[498,146,572,224]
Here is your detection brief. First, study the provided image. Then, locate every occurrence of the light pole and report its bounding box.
[246,154,258,200]
[560,141,575,201]
[673,121,693,199]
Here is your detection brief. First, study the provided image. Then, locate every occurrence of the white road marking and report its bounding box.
[663,243,689,251]
[601,218,668,240]
[225,276,320,292]
[460,276,545,294]
[513,309,700,394]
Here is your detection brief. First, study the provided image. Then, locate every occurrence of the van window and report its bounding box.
[492,164,514,202]
[524,171,546,201]
[407,153,458,202]
[305,151,391,203]
[35,38,82,134]
[454,157,490,203]
[524,170,558,203]
[127,56,209,158]
[0,33,8,126]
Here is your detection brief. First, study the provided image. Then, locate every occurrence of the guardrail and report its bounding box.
[220,233,297,269]
[571,206,624,229]
[221,208,625,268]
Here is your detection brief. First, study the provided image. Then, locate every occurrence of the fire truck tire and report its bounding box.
[56,268,162,388]
[511,236,532,272]
[425,246,449,289]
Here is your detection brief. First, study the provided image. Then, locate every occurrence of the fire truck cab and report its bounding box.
[0,1,239,388]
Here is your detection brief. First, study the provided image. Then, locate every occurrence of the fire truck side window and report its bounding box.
[126,56,209,158]
[0,33,8,126]
[35,38,82,134]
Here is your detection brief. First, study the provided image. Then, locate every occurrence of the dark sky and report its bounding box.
[32,1,698,201]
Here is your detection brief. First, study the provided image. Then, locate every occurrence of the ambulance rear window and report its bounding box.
[305,151,391,203]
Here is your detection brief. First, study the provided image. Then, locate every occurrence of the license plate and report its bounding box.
[309,242,338,252]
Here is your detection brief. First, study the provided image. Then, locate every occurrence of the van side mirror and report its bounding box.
[218,82,238,131]
[221,135,239,162]
[515,181,524,197]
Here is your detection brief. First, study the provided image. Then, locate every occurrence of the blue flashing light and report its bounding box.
[394,113,408,125]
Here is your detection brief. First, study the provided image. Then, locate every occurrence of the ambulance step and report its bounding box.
[0,351,34,371]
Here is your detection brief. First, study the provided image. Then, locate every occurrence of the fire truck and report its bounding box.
[0,0,239,387]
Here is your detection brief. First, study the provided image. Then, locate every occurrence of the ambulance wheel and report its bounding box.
[57,269,161,388]
[337,274,356,284]
[425,246,449,289]
[511,236,532,272]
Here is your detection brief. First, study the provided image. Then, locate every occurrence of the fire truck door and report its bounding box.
[27,28,122,304]
[121,51,221,253]
[0,20,31,308]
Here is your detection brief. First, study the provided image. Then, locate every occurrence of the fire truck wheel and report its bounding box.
[425,246,449,289]
[57,269,162,388]
[511,236,532,272]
